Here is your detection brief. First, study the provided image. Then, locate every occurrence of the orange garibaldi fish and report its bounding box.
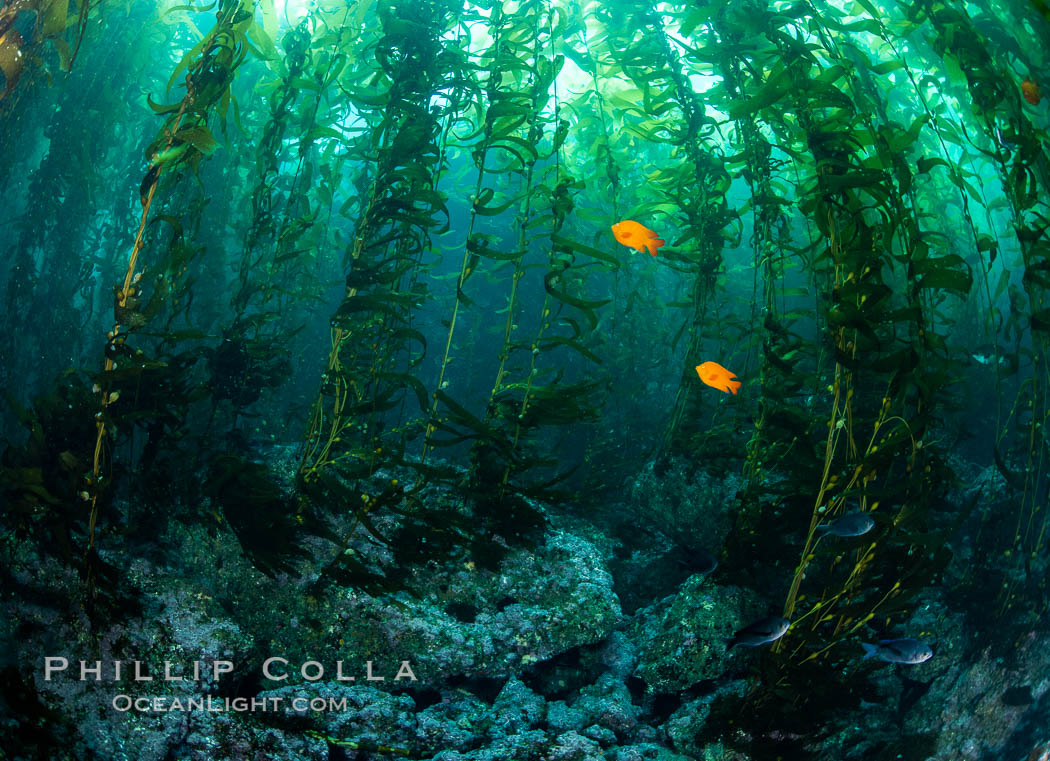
[1022,78,1042,105]
[696,361,741,394]
[611,220,665,257]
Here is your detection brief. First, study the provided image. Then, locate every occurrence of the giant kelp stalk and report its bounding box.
[292,0,497,593]
[420,0,608,525]
[421,0,518,470]
[0,8,214,567]
[84,0,259,571]
[479,0,559,415]
[1,99,102,398]
[478,0,609,505]
[298,0,462,487]
[423,0,567,542]
[597,0,736,460]
[557,3,683,499]
[776,0,967,635]
[472,0,591,490]
[651,0,972,750]
[703,0,820,550]
[913,0,1050,621]
[227,14,316,334]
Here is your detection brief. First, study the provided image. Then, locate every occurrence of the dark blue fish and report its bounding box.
[817,512,875,537]
[692,548,718,575]
[726,616,790,650]
[860,638,933,664]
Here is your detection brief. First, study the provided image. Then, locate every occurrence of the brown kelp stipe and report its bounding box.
[85,0,258,575]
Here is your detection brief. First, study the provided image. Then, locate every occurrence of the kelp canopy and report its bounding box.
[1,0,1049,742]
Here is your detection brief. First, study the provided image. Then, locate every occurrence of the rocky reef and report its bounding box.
[1,462,1046,761]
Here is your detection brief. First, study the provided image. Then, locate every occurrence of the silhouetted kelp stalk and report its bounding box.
[481,0,558,409]
[84,0,259,562]
[421,0,542,475]
[299,0,461,484]
[389,21,477,442]
[300,0,452,466]
[0,11,157,415]
[2,88,103,397]
[290,0,501,593]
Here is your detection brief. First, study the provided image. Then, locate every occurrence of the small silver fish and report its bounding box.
[995,125,1018,151]
[971,353,1007,366]
[817,512,875,537]
[860,638,933,664]
[726,616,790,650]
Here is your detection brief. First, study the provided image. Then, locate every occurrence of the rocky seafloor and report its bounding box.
[1,457,1048,761]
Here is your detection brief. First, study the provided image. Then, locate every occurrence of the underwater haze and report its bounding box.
[1,0,1049,758]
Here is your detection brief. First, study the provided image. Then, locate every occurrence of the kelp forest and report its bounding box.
[1,0,1049,758]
